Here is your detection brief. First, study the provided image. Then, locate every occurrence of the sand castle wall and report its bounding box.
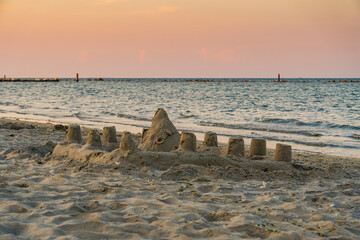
[48,109,306,179]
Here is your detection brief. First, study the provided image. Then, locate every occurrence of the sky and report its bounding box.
[0,0,359,78]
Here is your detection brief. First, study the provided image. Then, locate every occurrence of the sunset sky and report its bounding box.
[0,0,359,78]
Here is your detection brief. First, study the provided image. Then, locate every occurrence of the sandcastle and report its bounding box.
[119,131,136,154]
[138,108,180,152]
[65,124,82,143]
[226,137,244,157]
[274,143,292,162]
[178,132,197,152]
[83,130,102,149]
[203,131,218,147]
[50,108,295,173]
[141,128,149,141]
[250,138,267,156]
[102,126,119,151]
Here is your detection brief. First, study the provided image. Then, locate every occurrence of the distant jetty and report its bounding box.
[1,78,60,82]
[1,77,359,83]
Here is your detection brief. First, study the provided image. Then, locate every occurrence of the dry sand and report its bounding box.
[0,118,360,239]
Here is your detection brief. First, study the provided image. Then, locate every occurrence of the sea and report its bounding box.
[0,78,359,158]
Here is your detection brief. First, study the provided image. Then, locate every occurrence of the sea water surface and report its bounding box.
[0,78,359,157]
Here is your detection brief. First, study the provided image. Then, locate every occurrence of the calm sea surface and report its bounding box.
[1,78,359,157]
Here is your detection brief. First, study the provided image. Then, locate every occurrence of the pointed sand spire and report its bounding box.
[138,108,180,152]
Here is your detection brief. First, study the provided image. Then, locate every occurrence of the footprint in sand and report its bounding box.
[196,185,219,193]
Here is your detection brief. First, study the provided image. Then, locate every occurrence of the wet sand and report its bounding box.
[0,118,359,239]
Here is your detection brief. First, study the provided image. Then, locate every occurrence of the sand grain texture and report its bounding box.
[0,118,360,240]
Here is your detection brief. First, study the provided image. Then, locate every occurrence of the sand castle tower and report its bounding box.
[141,128,149,141]
[250,138,267,156]
[203,131,218,147]
[138,108,180,152]
[226,137,245,157]
[65,124,82,144]
[84,130,102,149]
[274,143,292,162]
[178,132,197,152]
[102,126,118,151]
[119,131,136,154]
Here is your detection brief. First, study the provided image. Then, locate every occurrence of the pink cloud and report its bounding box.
[139,49,146,64]
[78,49,89,63]
[199,48,235,63]
[131,5,179,15]
[200,48,209,62]
[216,49,235,63]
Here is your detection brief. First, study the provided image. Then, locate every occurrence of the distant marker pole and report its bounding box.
[76,73,79,82]
[278,73,280,82]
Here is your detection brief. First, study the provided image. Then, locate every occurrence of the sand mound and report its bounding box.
[2,141,56,160]
[138,108,180,152]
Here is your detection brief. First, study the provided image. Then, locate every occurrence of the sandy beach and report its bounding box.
[0,116,359,240]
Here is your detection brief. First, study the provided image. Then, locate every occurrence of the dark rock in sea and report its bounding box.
[353,134,360,140]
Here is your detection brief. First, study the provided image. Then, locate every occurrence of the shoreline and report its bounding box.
[1,79,359,159]
[1,117,359,180]
[1,116,359,160]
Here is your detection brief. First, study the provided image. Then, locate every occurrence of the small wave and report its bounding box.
[61,112,84,119]
[327,123,360,130]
[0,101,18,106]
[199,121,322,137]
[100,111,117,116]
[117,113,151,122]
[261,136,358,149]
[256,117,323,126]
[257,117,360,130]
[179,113,197,119]
[71,112,81,117]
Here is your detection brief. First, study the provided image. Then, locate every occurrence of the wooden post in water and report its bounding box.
[76,73,79,82]
[277,73,280,82]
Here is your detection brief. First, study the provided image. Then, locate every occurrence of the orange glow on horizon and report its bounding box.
[0,0,359,77]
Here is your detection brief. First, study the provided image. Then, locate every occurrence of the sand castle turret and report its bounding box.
[203,131,218,147]
[141,128,149,141]
[274,143,292,162]
[119,131,136,153]
[138,108,180,152]
[226,137,245,157]
[250,138,266,156]
[65,124,82,143]
[178,132,196,152]
[102,126,118,151]
[84,130,102,149]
